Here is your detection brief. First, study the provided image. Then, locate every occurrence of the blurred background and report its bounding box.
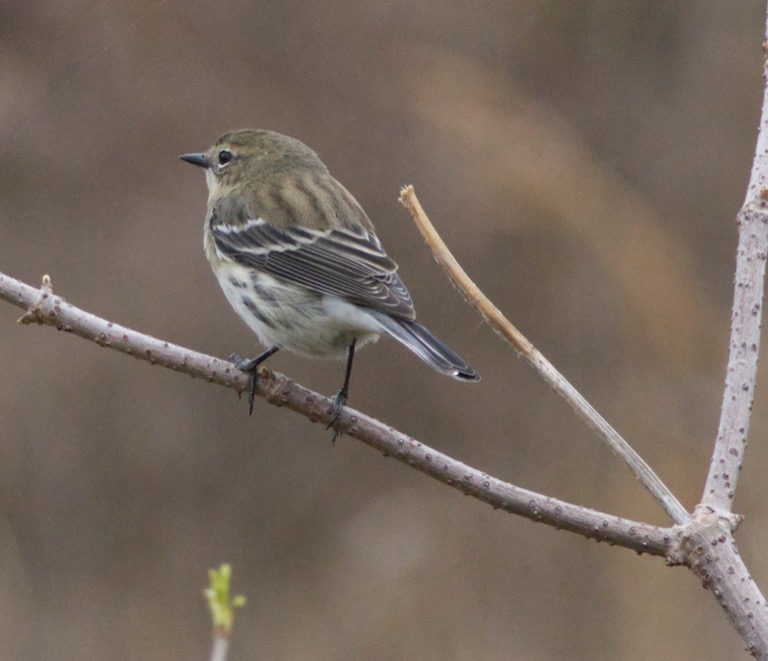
[0,1,765,659]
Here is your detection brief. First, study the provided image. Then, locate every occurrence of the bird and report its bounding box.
[180,129,479,436]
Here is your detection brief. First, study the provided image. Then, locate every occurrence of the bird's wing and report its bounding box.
[210,218,416,320]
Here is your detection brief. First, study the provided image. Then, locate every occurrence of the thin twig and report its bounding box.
[210,636,229,661]
[0,269,671,555]
[399,186,689,525]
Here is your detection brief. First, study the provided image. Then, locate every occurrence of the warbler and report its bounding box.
[180,129,479,432]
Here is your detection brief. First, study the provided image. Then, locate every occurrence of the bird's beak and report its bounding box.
[179,152,210,169]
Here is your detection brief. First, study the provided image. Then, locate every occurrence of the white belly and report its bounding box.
[214,262,380,359]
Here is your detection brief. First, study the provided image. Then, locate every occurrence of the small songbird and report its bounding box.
[180,129,479,433]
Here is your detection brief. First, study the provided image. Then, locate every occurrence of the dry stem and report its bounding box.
[399,185,689,525]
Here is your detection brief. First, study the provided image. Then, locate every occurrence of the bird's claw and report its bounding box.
[327,388,348,442]
[227,346,280,417]
[230,353,259,416]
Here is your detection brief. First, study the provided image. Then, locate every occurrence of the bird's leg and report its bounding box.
[328,339,356,442]
[229,346,280,415]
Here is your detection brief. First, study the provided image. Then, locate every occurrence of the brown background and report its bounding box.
[0,1,766,659]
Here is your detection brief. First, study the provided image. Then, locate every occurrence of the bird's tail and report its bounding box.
[369,311,480,381]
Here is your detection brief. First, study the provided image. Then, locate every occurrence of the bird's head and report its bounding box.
[180,128,325,200]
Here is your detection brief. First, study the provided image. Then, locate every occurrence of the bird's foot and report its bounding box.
[229,353,260,416]
[327,387,348,442]
[228,346,280,416]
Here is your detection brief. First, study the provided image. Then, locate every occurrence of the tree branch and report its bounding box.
[701,29,768,510]
[0,269,671,556]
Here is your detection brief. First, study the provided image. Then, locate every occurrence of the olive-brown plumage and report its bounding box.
[181,129,478,428]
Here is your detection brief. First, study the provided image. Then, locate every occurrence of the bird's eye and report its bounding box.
[217,149,233,167]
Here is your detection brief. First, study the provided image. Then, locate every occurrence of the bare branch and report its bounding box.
[0,269,671,555]
[398,186,689,525]
[702,200,768,510]
[701,29,768,510]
